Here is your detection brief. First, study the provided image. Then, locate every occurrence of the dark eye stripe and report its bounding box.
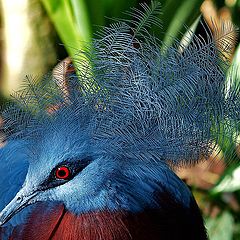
[38,157,92,191]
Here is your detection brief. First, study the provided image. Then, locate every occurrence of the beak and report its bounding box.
[0,188,38,226]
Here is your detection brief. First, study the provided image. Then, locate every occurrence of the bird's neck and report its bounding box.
[63,161,192,214]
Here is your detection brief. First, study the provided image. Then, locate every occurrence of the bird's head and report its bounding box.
[0,111,193,226]
[0,113,120,226]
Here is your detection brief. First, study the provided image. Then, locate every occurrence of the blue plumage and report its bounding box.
[0,2,239,239]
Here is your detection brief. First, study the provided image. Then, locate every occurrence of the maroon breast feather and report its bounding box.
[8,189,207,240]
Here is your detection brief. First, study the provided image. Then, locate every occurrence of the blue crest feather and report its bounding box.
[1,2,239,168]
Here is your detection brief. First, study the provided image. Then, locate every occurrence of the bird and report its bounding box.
[0,1,239,239]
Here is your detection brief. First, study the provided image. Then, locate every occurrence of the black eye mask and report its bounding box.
[38,157,92,191]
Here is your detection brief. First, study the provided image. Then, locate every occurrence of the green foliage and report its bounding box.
[212,164,240,193]
[40,0,204,58]
[41,0,92,58]
[206,211,234,240]
[160,0,202,47]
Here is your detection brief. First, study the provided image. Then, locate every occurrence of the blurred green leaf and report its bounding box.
[85,0,138,32]
[41,0,91,59]
[205,211,234,240]
[232,44,240,70]
[71,0,92,40]
[160,0,203,47]
[211,164,240,193]
[233,222,240,240]
[219,44,240,171]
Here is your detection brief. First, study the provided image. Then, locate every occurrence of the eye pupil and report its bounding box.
[55,166,70,179]
[58,170,66,177]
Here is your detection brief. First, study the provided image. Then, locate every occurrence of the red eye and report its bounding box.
[55,166,70,179]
